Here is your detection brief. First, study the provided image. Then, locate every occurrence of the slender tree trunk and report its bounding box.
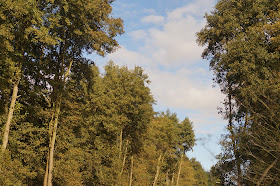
[171,172,175,185]
[257,156,279,186]
[166,170,170,186]
[43,151,49,186]
[119,140,129,177]
[119,129,123,159]
[176,153,183,186]
[129,155,133,186]
[44,47,73,185]
[153,153,162,186]
[44,113,55,186]
[1,80,19,152]
[47,98,61,186]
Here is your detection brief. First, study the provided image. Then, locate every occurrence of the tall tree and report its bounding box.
[150,112,178,186]
[190,158,209,186]
[176,117,195,186]
[41,1,124,185]
[197,0,280,184]
[92,62,154,185]
[0,0,55,152]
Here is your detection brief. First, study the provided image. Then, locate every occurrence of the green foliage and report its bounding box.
[190,158,209,186]
[179,159,196,185]
[178,117,195,153]
[0,151,26,186]
[0,0,204,185]
[134,111,197,185]
[198,0,280,184]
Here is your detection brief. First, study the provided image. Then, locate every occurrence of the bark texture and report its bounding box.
[1,81,19,152]
[176,153,183,186]
[129,155,133,186]
[153,154,162,186]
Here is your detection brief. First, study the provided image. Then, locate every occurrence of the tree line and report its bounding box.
[0,0,210,185]
[197,0,280,185]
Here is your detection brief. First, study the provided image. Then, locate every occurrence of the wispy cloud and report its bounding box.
[91,0,223,171]
[102,0,224,137]
[141,15,165,25]
[129,30,148,41]
[109,0,221,114]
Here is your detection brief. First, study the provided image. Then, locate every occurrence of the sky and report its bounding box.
[88,0,226,171]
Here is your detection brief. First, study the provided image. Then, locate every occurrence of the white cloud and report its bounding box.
[167,0,209,20]
[129,30,148,41]
[109,46,225,116]
[144,6,209,66]
[108,46,150,68]
[190,112,225,134]
[90,0,222,171]
[147,68,224,112]
[141,15,165,25]
[107,0,222,131]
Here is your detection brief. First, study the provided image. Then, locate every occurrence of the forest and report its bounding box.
[1,0,280,185]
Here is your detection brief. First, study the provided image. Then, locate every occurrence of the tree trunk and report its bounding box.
[119,129,123,159]
[153,154,162,186]
[166,170,170,186]
[43,151,49,186]
[176,153,183,186]
[47,98,61,186]
[129,155,133,186]
[119,140,129,177]
[44,113,54,186]
[171,172,175,185]
[1,80,19,152]
[44,51,73,185]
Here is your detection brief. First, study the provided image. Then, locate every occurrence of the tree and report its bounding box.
[92,62,154,185]
[57,62,155,185]
[40,1,124,185]
[142,111,196,186]
[176,117,195,186]
[190,158,209,186]
[150,112,179,186]
[197,0,280,184]
[176,158,196,186]
[0,0,55,152]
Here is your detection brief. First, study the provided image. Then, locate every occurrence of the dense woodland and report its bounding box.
[0,0,212,185]
[2,0,280,185]
[198,0,280,185]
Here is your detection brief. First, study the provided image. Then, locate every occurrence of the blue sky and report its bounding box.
[88,0,226,171]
